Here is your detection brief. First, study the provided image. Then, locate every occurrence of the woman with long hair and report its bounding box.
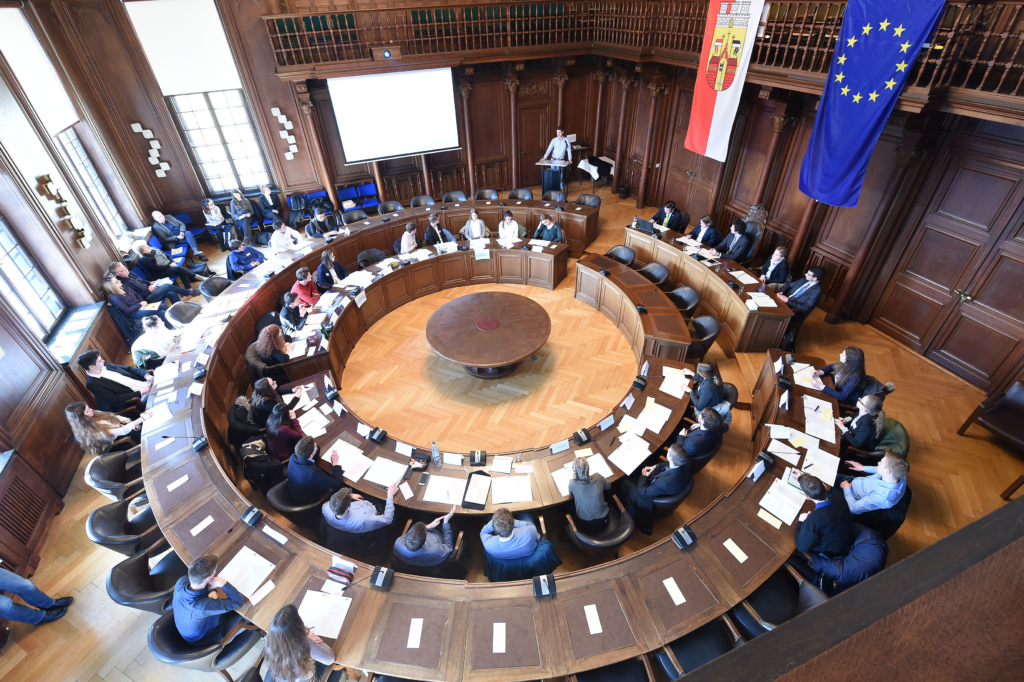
[202,198,230,251]
[813,347,866,404]
[691,362,724,413]
[102,276,169,324]
[567,457,610,534]
[264,604,335,682]
[250,377,302,428]
[65,402,148,454]
[228,189,254,246]
[316,250,348,292]
[255,324,291,366]
[266,403,303,462]
[836,395,886,452]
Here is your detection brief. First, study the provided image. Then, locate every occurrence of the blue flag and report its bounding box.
[799,1,944,207]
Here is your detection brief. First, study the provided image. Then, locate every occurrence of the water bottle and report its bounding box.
[431,441,441,468]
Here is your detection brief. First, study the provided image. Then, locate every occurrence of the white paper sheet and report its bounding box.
[767,439,802,466]
[422,475,465,505]
[493,622,506,654]
[584,604,603,635]
[190,515,214,536]
[490,456,513,474]
[800,447,841,486]
[490,476,533,504]
[313,594,352,638]
[608,436,651,476]
[326,440,373,484]
[396,442,414,457]
[550,439,570,454]
[356,422,372,438]
[551,466,573,497]
[155,437,177,451]
[152,361,179,384]
[143,401,174,431]
[758,478,806,526]
[722,538,749,563]
[464,475,491,506]
[779,390,789,409]
[249,580,275,605]
[663,577,686,606]
[767,424,791,440]
[399,482,414,501]
[442,452,464,466]
[166,474,189,492]
[218,546,276,599]
[586,454,614,479]
[598,415,616,431]
[407,618,423,648]
[364,457,408,487]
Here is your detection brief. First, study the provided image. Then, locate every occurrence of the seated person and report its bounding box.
[78,350,152,412]
[291,267,320,307]
[257,184,283,223]
[255,324,292,366]
[709,219,751,261]
[264,605,335,682]
[533,214,565,242]
[619,443,692,535]
[841,455,909,514]
[305,208,339,239]
[393,506,456,567]
[66,402,148,452]
[568,458,610,534]
[395,223,424,255]
[269,220,303,253]
[836,395,885,452]
[497,210,527,240]
[202,198,230,252]
[322,485,397,534]
[651,200,685,231]
[266,403,304,462]
[151,210,207,261]
[103,276,169,324]
[812,347,865,404]
[287,436,344,502]
[356,248,388,270]
[227,240,265,277]
[759,246,790,289]
[133,241,203,286]
[691,362,725,413]
[423,213,456,245]
[480,507,540,560]
[316,251,348,292]
[227,395,265,452]
[106,261,196,304]
[250,378,302,428]
[172,555,244,646]
[778,266,825,321]
[686,214,720,246]
[676,407,724,459]
[794,474,855,558]
[131,316,176,367]
[280,292,309,333]
[460,210,490,239]
[0,566,73,627]
[229,190,255,245]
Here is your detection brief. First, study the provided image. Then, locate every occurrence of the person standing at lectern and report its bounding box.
[541,125,572,191]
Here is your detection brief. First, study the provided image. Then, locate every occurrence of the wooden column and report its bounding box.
[420,154,432,198]
[752,113,789,207]
[553,73,568,128]
[613,77,635,192]
[592,72,609,156]
[789,195,817,270]
[371,161,386,203]
[636,83,665,209]
[505,78,520,188]
[298,100,338,211]
[458,83,475,196]
[708,160,727,223]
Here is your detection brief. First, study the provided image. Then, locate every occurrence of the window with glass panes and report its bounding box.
[170,90,270,194]
[55,127,128,240]
[0,215,65,338]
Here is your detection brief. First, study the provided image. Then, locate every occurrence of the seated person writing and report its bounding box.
[424,213,456,245]
[78,350,152,412]
[269,220,303,253]
[840,455,909,514]
[280,292,308,333]
[134,241,203,286]
[255,324,292,366]
[480,507,540,560]
[249,378,302,428]
[794,474,855,558]
[305,208,340,239]
[709,219,751,261]
[322,485,397,534]
[132,316,176,368]
[393,506,457,567]
[316,251,348,292]
[568,458,610,534]
[172,555,245,646]
[497,210,527,240]
[677,407,724,459]
[227,240,265,277]
[651,200,686,231]
[287,436,344,502]
[778,266,824,322]
[759,246,790,290]
[533,214,565,242]
[619,443,692,535]
[266,403,304,462]
[686,215,720,246]
[264,605,335,682]
[107,261,197,305]
[151,210,207,262]
[395,223,424,256]
[835,395,886,452]
[460,210,490,240]
[291,267,320,307]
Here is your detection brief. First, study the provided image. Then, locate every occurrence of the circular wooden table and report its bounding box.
[425,291,551,378]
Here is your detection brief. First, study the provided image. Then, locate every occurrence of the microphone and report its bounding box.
[636,288,659,314]
[159,435,209,451]
[672,524,714,549]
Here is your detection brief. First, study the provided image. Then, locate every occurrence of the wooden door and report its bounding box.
[659,90,718,230]
[518,104,549,188]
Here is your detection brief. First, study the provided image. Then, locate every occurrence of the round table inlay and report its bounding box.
[476,317,500,331]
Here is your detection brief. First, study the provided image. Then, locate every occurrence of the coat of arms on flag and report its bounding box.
[706,1,750,91]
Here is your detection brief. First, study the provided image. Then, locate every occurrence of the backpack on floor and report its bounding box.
[779,329,797,353]
[188,262,214,278]
[240,439,284,495]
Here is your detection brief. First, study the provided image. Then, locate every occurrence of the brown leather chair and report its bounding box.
[959,380,1024,451]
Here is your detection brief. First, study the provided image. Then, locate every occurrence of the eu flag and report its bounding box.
[799,1,945,207]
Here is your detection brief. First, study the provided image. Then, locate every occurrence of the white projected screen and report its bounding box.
[327,68,460,164]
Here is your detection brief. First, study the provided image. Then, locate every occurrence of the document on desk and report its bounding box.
[608,433,652,476]
[423,475,465,505]
[287,343,307,359]
[586,453,614,479]
[616,414,643,436]
[218,546,276,599]
[729,270,760,286]
[298,590,352,639]
[800,448,840,486]
[490,476,533,504]
[766,439,801,466]
[490,456,513,474]
[745,299,759,311]
[143,401,174,431]
[356,422,372,438]
[788,430,818,451]
[363,457,408,487]
[758,477,806,526]
[395,441,413,457]
[767,424,791,440]
[636,400,672,434]
[326,440,373,483]
[464,475,491,507]
[803,416,836,443]
[551,466,573,497]
[793,367,819,389]
[152,361,179,385]
[298,409,329,433]
[748,292,777,308]
[659,370,691,399]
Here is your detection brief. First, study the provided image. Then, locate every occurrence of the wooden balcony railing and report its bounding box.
[264,1,1024,98]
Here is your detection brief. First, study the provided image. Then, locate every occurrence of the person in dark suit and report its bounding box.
[686,215,721,246]
[150,211,207,262]
[778,266,825,325]
[794,474,855,558]
[287,436,344,502]
[424,213,456,246]
[651,201,687,231]
[620,444,692,535]
[837,395,885,452]
[258,185,283,223]
[133,242,202,287]
[676,408,724,460]
[78,350,152,412]
[316,251,349,292]
[691,362,725,413]
[710,219,752,261]
[305,208,340,239]
[279,292,308,333]
[249,377,301,428]
[759,246,790,289]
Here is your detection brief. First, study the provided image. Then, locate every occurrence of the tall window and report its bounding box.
[55,128,128,240]
[0,215,65,338]
[170,90,270,194]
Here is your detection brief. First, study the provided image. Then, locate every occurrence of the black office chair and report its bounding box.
[410,195,435,207]
[689,436,724,476]
[237,663,264,682]
[572,655,655,682]
[474,189,499,200]
[605,245,636,266]
[562,495,635,566]
[267,479,331,529]
[106,541,188,614]
[199,276,231,302]
[378,200,403,214]
[147,610,262,682]
[542,190,567,202]
[653,615,745,679]
[318,515,390,564]
[166,302,201,329]
[666,286,700,318]
[652,476,694,519]
[85,448,144,501]
[442,191,468,202]
[341,209,369,225]
[739,219,764,266]
[508,188,534,200]
[575,193,601,208]
[86,499,163,556]
[638,262,670,286]
[855,487,912,540]
[684,316,721,363]
[728,563,829,639]
[389,519,472,579]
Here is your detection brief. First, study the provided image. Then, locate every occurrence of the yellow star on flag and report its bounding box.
[900,41,911,53]
[837,54,847,65]
[841,86,850,96]
[868,91,879,102]
[852,93,862,103]
[885,78,897,90]
[847,36,858,47]
[896,61,908,72]
[835,72,845,83]
[862,23,873,35]
[879,19,890,31]
[893,24,905,37]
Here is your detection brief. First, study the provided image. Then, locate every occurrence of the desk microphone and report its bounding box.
[636,288,658,314]
[160,434,209,451]
[672,524,715,549]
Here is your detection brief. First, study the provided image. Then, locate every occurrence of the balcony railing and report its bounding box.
[265,1,1024,97]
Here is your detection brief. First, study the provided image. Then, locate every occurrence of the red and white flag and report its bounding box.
[684,0,766,162]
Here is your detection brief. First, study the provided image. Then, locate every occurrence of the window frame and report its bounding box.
[0,212,67,339]
[54,125,129,241]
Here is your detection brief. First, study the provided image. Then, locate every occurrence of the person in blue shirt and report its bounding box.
[227,240,265,277]
[480,507,540,560]
[533,215,565,243]
[541,126,572,191]
[172,554,245,646]
[393,506,456,567]
[316,251,348,292]
[287,436,344,502]
[322,485,397,534]
[811,347,865,405]
[840,455,908,514]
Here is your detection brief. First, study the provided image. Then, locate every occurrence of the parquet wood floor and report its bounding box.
[3,182,1020,682]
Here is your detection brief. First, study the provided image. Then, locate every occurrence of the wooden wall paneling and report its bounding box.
[763,104,819,266]
[0,453,62,576]
[467,76,508,189]
[518,102,550,188]
[723,94,778,220]
[308,83,369,191]
[563,64,594,147]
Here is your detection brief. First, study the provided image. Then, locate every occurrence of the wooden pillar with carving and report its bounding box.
[613,77,635,193]
[553,73,568,127]
[592,72,609,156]
[296,87,338,212]
[636,83,665,209]
[789,196,817,270]
[752,112,789,208]
[458,82,475,197]
[420,154,432,198]
[505,78,520,188]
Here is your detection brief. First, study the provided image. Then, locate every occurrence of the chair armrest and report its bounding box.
[220,619,246,646]
[741,599,777,631]
[401,518,412,535]
[453,530,464,553]
[126,486,148,502]
[123,445,142,467]
[565,513,578,534]
[538,515,547,540]
[144,537,168,556]
[720,612,746,646]
[611,494,626,513]
[117,407,141,419]
[640,653,657,681]
[111,436,134,448]
[660,644,684,676]
[783,562,806,585]
[123,476,144,490]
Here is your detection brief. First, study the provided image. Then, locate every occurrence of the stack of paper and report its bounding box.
[153,361,179,385]
[758,478,807,526]
[660,367,691,399]
[496,239,520,249]
[766,439,801,466]
[363,458,408,487]
[636,399,673,434]
[218,546,276,599]
[490,456,514,474]
[746,292,777,309]
[490,476,533,504]
[608,431,652,475]
[297,590,352,638]
[435,242,458,255]
[793,367,819,389]
[788,430,819,451]
[802,395,836,443]
[298,409,329,438]
[143,402,174,431]
[729,270,760,285]
[423,475,466,505]
[326,440,373,483]
[338,270,375,288]
[528,239,551,247]
[800,448,841,485]
[469,239,489,250]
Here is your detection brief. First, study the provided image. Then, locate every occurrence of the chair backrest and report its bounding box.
[167,302,202,329]
[378,200,404,214]
[245,342,269,385]
[575,193,601,207]
[854,487,912,540]
[475,189,499,200]
[147,610,223,668]
[542,190,567,202]
[483,539,562,581]
[1001,380,1024,413]
[652,476,695,514]
[605,245,636,266]
[442,191,468,202]
[639,262,670,285]
[288,193,309,211]
[508,188,534,200]
[721,382,739,408]
[689,436,724,475]
[877,418,910,458]
[666,286,700,316]
[692,315,721,347]
[567,504,635,552]
[410,195,436,207]
[341,209,369,225]
[390,552,468,580]
[199,276,230,302]
[740,220,763,264]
